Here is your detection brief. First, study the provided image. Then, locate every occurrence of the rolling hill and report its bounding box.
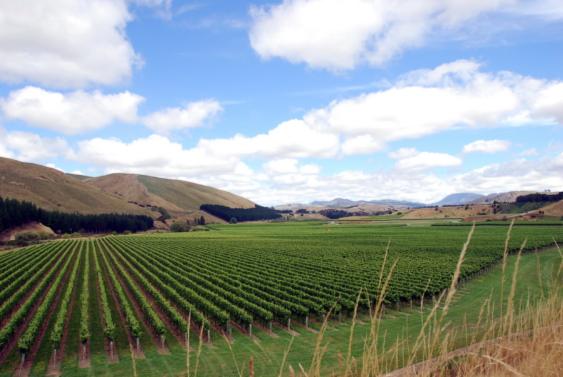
[0,157,150,215]
[539,200,563,217]
[84,174,254,216]
[0,157,256,225]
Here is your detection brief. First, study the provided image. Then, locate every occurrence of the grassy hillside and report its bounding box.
[0,157,149,216]
[86,173,254,215]
[540,199,563,217]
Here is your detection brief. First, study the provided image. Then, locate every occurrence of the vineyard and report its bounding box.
[0,221,561,376]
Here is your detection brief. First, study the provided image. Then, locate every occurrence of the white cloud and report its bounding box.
[143,100,223,134]
[0,128,71,162]
[532,82,563,124]
[196,119,340,159]
[1,86,144,135]
[71,131,563,206]
[390,148,462,171]
[249,0,561,71]
[76,134,242,177]
[299,60,563,153]
[177,61,562,162]
[463,139,511,153]
[341,135,383,155]
[453,156,563,193]
[0,0,138,88]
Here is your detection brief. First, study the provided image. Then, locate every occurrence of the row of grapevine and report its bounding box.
[79,243,90,344]
[0,242,72,320]
[50,247,82,349]
[103,242,189,335]
[17,247,75,354]
[118,242,253,326]
[99,247,142,340]
[92,243,116,341]
[103,238,229,329]
[0,243,73,349]
[103,246,166,337]
[0,242,54,289]
[98,239,209,331]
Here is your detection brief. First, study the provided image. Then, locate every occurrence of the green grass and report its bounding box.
[0,222,561,377]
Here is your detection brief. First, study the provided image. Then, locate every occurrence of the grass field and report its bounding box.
[0,221,561,377]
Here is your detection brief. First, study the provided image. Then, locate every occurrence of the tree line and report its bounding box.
[200,204,281,222]
[0,197,153,234]
[515,192,563,204]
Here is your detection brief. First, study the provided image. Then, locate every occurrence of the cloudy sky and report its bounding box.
[1,0,562,205]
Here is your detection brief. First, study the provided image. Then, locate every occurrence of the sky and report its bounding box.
[0,0,563,205]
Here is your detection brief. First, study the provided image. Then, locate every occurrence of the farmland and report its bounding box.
[0,221,561,376]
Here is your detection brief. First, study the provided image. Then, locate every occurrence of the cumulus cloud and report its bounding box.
[71,131,563,205]
[341,135,383,155]
[0,86,144,135]
[463,139,511,153]
[298,60,563,155]
[143,100,223,134]
[196,119,340,159]
[76,134,243,177]
[249,0,562,71]
[0,128,71,162]
[390,148,462,171]
[453,155,563,193]
[0,0,139,88]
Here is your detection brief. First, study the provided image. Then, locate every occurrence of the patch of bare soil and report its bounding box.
[253,322,279,338]
[0,222,55,242]
[230,321,258,342]
[274,320,300,336]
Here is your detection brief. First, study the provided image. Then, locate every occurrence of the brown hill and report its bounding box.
[84,173,254,217]
[0,157,150,215]
[402,204,492,219]
[476,191,536,203]
[538,200,563,217]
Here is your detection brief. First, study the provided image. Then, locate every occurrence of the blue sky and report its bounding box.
[0,0,562,205]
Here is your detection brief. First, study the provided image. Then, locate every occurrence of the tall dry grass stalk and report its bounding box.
[291,223,562,377]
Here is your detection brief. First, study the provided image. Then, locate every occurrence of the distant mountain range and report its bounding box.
[433,193,485,206]
[277,191,554,211]
[310,198,425,208]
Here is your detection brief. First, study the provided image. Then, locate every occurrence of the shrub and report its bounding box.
[170,222,190,232]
